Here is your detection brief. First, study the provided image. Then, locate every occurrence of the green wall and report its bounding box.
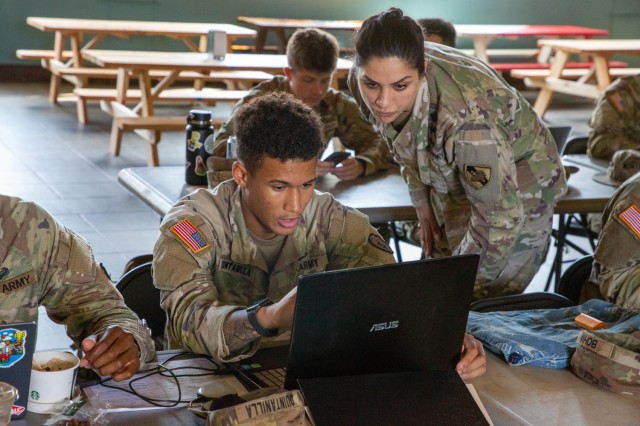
[1,0,639,66]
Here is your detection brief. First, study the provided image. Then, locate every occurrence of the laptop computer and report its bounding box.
[228,254,479,391]
[0,322,37,419]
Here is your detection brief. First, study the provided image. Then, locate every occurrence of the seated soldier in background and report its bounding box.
[418,18,457,46]
[586,150,640,311]
[211,28,390,183]
[0,195,155,381]
[153,92,486,380]
[587,74,640,160]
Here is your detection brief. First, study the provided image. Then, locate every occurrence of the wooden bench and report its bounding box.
[511,67,640,89]
[16,49,74,61]
[69,71,267,123]
[95,88,247,166]
[491,60,628,73]
[113,116,225,167]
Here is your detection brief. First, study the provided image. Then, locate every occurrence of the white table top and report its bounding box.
[83,50,352,73]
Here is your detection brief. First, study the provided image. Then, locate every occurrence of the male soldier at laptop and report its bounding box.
[153,92,487,380]
[0,195,154,381]
[211,27,390,182]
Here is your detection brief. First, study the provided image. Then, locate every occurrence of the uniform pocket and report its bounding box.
[456,140,501,204]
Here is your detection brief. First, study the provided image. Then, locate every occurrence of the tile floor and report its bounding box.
[0,80,597,351]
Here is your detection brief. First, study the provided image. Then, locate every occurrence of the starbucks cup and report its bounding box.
[28,351,79,414]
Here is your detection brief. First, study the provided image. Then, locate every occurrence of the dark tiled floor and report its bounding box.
[0,80,596,350]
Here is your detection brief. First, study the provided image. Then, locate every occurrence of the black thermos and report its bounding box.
[185,109,214,185]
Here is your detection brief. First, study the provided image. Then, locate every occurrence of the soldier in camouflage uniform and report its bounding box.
[0,195,154,381]
[591,170,640,311]
[153,93,487,379]
[213,28,390,181]
[349,9,567,299]
[587,74,640,160]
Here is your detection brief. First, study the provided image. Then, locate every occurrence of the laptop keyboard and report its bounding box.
[254,367,286,388]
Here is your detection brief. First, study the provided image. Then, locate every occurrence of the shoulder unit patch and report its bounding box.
[170,219,209,253]
[369,233,394,253]
[463,164,492,190]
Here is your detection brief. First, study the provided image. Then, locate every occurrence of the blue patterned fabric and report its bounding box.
[467,299,640,368]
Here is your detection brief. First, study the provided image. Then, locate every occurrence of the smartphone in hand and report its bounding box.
[322,151,351,165]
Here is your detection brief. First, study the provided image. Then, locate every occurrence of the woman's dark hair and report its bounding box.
[235,92,325,172]
[353,8,425,75]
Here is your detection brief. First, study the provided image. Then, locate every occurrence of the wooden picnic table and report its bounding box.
[237,16,362,53]
[81,49,353,166]
[22,17,256,104]
[455,24,608,63]
[532,39,640,116]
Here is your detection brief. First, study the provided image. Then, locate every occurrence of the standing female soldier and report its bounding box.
[348,8,567,299]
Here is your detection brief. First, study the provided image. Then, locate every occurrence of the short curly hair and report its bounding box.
[287,28,339,73]
[235,92,326,172]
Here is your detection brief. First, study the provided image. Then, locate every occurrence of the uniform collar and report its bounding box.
[228,185,309,271]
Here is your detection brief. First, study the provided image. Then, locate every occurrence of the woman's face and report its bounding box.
[357,56,422,127]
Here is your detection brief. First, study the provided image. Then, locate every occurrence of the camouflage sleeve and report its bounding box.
[401,165,431,208]
[332,93,391,176]
[587,83,640,160]
[322,199,396,269]
[42,220,154,363]
[593,181,640,311]
[451,93,528,282]
[152,213,257,361]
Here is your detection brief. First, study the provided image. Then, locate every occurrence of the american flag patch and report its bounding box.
[618,204,640,239]
[170,219,209,252]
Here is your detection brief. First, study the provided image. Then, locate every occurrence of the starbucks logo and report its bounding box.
[30,390,40,401]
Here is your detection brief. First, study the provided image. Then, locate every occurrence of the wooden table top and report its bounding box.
[455,24,608,38]
[83,50,352,73]
[537,38,640,54]
[27,16,256,37]
[237,16,362,30]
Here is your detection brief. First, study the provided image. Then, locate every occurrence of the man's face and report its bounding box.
[233,156,317,240]
[284,67,333,108]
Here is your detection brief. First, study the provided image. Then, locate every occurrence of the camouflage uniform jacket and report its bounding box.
[588,74,640,160]
[152,183,395,361]
[213,76,390,176]
[348,44,567,297]
[0,196,154,362]
[591,172,640,311]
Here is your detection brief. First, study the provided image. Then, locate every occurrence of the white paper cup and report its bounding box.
[28,351,79,414]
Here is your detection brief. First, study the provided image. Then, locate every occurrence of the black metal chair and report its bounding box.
[557,255,594,304]
[548,125,572,154]
[470,292,574,312]
[115,261,167,349]
[562,135,589,155]
[546,135,598,290]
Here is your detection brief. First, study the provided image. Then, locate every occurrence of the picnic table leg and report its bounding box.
[254,28,267,52]
[275,28,287,54]
[533,50,570,117]
[138,71,161,167]
[49,32,64,104]
[593,55,612,91]
[109,68,131,157]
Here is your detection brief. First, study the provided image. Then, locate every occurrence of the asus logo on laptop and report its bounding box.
[369,321,399,332]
